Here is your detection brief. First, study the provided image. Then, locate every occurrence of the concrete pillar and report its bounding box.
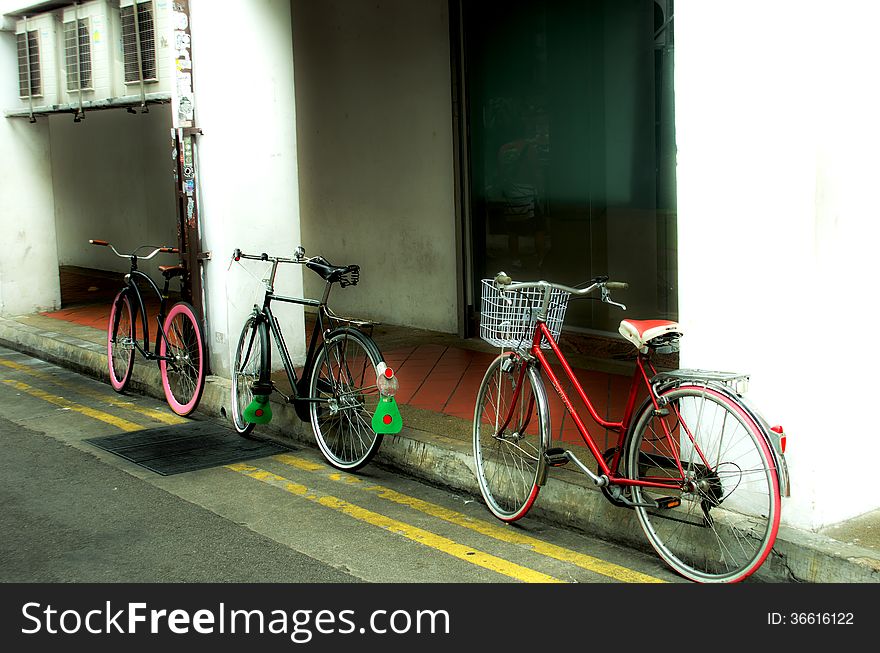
[0,21,61,316]
[675,0,880,529]
[188,0,303,377]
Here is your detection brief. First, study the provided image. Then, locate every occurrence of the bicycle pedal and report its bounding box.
[543,448,569,467]
[655,496,681,509]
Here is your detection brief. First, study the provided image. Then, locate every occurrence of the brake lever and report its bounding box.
[601,286,627,311]
[494,271,514,306]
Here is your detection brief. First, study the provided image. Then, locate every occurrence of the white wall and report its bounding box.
[190,0,303,377]
[50,107,177,278]
[676,1,880,529]
[292,0,457,333]
[0,19,60,315]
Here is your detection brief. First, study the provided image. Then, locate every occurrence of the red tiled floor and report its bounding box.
[42,290,167,346]
[42,266,640,454]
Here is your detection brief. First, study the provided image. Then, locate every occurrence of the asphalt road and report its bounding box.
[0,345,680,584]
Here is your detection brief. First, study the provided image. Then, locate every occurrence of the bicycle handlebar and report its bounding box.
[232,246,311,265]
[89,240,179,259]
[494,272,627,295]
[493,271,628,309]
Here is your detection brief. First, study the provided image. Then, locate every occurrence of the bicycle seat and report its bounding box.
[159,264,186,279]
[619,319,682,351]
[306,257,360,286]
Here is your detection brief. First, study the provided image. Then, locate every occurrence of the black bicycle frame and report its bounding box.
[253,280,334,402]
[118,265,175,362]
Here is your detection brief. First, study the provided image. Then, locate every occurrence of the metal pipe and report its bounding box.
[131,1,146,111]
[74,3,84,122]
[23,15,35,122]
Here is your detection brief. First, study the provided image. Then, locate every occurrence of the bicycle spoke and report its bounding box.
[160,304,205,416]
[473,355,545,521]
[309,331,383,470]
[628,386,779,582]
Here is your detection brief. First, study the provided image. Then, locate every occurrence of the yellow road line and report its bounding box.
[0,358,186,426]
[274,453,665,584]
[226,462,563,584]
[3,380,145,432]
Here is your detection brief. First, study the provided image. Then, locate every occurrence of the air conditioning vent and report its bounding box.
[64,18,93,91]
[61,1,121,107]
[17,29,41,98]
[15,14,61,110]
[121,0,157,83]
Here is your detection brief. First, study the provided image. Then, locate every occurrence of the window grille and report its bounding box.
[64,18,93,91]
[16,30,41,98]
[121,1,157,83]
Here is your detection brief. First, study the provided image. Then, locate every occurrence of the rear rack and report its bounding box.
[652,369,750,395]
[325,307,374,337]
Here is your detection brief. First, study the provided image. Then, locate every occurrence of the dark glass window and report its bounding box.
[464,0,677,334]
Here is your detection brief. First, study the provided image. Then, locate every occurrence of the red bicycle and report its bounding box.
[472,272,790,583]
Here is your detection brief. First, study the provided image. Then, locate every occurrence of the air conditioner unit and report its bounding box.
[15,13,62,111]
[60,1,122,106]
[118,0,172,100]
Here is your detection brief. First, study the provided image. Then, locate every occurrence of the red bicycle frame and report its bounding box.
[496,320,715,493]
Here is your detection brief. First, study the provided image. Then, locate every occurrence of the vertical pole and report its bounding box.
[23,16,35,123]
[131,0,146,110]
[74,4,84,121]
[170,0,207,369]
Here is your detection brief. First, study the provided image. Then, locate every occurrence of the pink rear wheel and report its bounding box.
[159,302,206,416]
[107,290,135,392]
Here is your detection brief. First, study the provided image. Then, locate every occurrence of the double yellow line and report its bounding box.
[229,454,665,584]
[0,357,187,429]
[1,355,665,584]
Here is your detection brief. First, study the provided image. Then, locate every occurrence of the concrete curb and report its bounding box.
[1,314,878,583]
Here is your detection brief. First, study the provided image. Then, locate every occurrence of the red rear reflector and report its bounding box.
[384,367,394,378]
[770,425,786,453]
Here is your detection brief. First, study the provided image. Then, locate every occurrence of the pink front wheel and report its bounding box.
[159,302,206,416]
[107,290,135,392]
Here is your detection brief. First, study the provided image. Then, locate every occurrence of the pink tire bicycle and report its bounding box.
[94,240,206,417]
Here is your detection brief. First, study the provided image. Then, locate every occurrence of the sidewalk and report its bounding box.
[1,268,878,583]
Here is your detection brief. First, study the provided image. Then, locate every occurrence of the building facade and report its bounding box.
[2,0,878,532]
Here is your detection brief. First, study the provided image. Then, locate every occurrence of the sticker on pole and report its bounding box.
[372,363,402,434]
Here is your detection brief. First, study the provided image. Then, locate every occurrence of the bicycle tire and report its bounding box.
[107,289,135,392]
[473,352,549,522]
[308,327,384,471]
[625,384,781,583]
[159,301,206,417]
[230,314,270,437]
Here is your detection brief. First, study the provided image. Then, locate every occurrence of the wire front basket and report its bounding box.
[479,279,570,349]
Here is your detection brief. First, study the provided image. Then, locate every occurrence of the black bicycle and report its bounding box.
[90,239,207,416]
[230,246,396,471]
